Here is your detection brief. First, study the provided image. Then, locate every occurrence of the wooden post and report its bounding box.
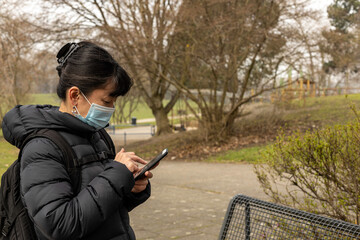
[185,97,188,128]
[288,69,293,99]
[345,69,349,95]
[299,78,303,100]
[312,83,316,97]
[307,79,310,97]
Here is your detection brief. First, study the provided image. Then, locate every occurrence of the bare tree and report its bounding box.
[41,0,182,135]
[0,3,40,121]
[321,0,360,88]
[279,7,333,92]
[30,50,59,94]
[33,0,321,140]
[161,0,313,140]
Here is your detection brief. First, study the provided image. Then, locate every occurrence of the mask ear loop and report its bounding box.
[73,92,91,117]
[80,92,92,105]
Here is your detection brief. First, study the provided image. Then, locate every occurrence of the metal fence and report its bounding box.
[219,195,360,240]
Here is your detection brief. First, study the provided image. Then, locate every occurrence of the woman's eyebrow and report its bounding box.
[104,94,116,100]
[109,91,118,97]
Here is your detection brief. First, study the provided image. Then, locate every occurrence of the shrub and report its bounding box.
[255,120,360,224]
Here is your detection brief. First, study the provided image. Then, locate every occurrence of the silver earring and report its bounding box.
[72,106,77,114]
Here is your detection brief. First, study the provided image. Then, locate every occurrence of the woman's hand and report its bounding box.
[114,148,160,193]
[132,162,160,193]
[114,148,147,173]
[132,171,152,193]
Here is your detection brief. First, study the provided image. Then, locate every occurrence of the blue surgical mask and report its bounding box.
[75,92,115,130]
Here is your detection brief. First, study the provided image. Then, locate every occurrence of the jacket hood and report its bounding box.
[2,105,97,148]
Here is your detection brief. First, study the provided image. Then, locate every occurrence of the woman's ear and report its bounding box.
[68,87,80,106]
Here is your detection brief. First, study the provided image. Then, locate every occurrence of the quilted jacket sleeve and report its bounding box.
[124,182,151,212]
[20,138,135,239]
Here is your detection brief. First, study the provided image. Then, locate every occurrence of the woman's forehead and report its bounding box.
[90,81,117,98]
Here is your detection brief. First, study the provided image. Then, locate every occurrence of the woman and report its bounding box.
[2,41,152,239]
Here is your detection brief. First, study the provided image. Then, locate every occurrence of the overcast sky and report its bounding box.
[308,0,333,26]
[310,0,333,10]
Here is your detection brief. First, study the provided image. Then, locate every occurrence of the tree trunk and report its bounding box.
[199,104,240,142]
[198,108,237,141]
[221,110,238,137]
[153,108,172,136]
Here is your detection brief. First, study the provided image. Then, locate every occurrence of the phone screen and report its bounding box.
[134,148,168,181]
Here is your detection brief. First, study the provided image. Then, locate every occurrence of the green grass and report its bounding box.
[24,93,60,106]
[206,145,268,164]
[124,101,153,120]
[205,94,360,164]
[118,99,198,121]
[283,94,360,125]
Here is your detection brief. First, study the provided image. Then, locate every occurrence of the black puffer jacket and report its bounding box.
[1,105,150,240]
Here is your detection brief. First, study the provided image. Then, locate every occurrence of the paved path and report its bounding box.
[108,126,155,145]
[129,161,270,240]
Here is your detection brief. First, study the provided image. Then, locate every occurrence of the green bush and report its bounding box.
[255,120,360,224]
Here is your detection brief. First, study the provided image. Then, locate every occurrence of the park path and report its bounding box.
[129,161,270,240]
[108,126,154,145]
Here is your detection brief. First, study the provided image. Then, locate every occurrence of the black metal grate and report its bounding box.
[219,195,360,240]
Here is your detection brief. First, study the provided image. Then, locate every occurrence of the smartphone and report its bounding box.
[134,148,168,181]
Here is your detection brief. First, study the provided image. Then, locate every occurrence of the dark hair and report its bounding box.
[56,41,132,100]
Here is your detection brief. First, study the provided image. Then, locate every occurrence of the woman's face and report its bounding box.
[75,81,117,117]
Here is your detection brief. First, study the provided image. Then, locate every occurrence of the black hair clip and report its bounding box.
[56,42,80,67]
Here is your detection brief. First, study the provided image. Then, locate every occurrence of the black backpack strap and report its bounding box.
[20,129,81,194]
[98,129,116,158]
